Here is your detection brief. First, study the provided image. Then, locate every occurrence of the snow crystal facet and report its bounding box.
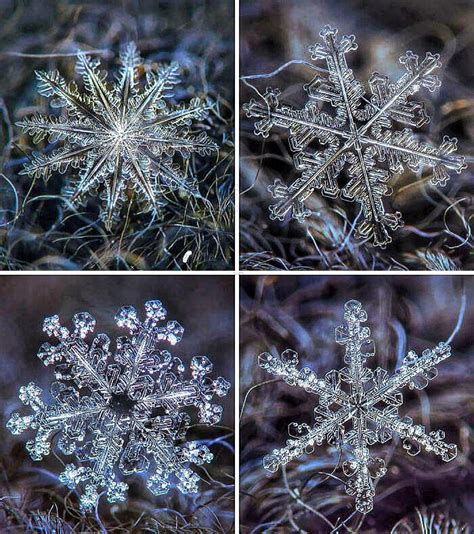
[7,300,230,513]
[258,299,456,513]
[18,43,218,230]
[244,26,466,247]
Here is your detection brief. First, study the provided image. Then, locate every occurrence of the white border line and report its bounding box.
[234,269,240,533]
[235,0,240,275]
[235,1,240,531]
[237,270,471,276]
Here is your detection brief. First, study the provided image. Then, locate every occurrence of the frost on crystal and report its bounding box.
[258,300,456,513]
[244,26,466,247]
[7,300,230,513]
[18,43,218,230]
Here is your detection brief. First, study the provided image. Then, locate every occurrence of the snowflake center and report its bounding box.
[349,392,368,414]
[110,122,134,146]
[108,392,136,417]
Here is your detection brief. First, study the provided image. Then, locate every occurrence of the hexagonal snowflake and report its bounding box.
[18,43,218,230]
[7,300,230,513]
[258,300,456,513]
[244,26,466,247]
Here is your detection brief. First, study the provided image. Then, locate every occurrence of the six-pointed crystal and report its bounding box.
[18,43,218,229]
[7,300,230,513]
[258,299,456,513]
[244,26,466,246]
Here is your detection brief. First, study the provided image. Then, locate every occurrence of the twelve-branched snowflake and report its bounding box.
[7,300,230,513]
[258,300,456,513]
[244,26,466,247]
[18,43,218,229]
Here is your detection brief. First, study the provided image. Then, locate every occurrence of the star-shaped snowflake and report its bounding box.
[18,43,218,230]
[258,299,456,513]
[7,300,230,513]
[244,26,466,247]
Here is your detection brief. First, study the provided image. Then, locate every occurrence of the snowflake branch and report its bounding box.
[365,342,451,403]
[70,151,111,204]
[368,408,457,462]
[258,350,349,405]
[263,406,351,473]
[76,54,116,124]
[35,70,107,127]
[21,144,95,181]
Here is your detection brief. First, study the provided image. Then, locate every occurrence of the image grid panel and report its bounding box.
[240,274,473,532]
[239,0,472,271]
[0,274,235,532]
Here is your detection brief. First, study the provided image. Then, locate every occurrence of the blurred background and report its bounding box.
[0,274,235,532]
[0,0,234,270]
[240,275,474,532]
[240,0,474,271]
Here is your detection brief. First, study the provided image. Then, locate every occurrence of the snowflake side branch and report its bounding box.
[35,70,106,127]
[263,406,351,473]
[258,350,349,405]
[20,145,95,181]
[76,53,116,123]
[368,408,457,462]
[366,342,451,403]
[357,51,441,136]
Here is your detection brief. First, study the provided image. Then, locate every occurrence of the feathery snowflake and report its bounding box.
[7,300,230,513]
[18,43,218,230]
[258,299,456,513]
[244,26,466,247]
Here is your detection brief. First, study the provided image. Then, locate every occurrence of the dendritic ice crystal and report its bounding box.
[7,301,230,513]
[18,43,218,229]
[258,300,456,513]
[244,26,466,247]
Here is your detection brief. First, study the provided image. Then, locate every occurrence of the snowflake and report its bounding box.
[7,300,230,513]
[243,26,466,247]
[258,299,457,513]
[18,43,218,230]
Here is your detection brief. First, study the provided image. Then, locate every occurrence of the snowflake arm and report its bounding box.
[262,406,351,472]
[7,300,230,513]
[258,349,349,405]
[76,54,116,124]
[149,97,214,128]
[342,416,386,514]
[116,43,141,106]
[243,26,466,246]
[257,299,456,513]
[34,69,106,125]
[18,44,218,230]
[17,115,99,145]
[367,408,457,461]
[20,144,95,181]
[365,342,451,404]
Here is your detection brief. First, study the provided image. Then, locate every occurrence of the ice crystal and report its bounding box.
[7,300,230,513]
[18,43,218,230]
[244,26,466,247]
[258,300,456,513]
